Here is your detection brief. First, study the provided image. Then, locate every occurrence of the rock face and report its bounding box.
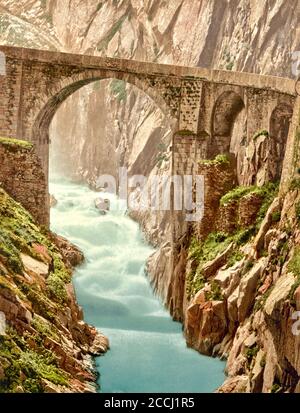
[51,234,85,269]
[0,188,108,393]
[0,0,300,394]
[172,183,300,393]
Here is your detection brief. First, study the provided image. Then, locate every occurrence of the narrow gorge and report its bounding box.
[0,0,300,395]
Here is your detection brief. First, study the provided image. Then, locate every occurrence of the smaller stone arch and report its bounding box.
[269,102,293,180]
[211,91,245,157]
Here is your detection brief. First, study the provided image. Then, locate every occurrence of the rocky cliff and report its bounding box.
[0,141,108,393]
[0,0,300,393]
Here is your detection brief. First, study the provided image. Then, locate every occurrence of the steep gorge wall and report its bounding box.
[146,101,300,393]
[0,188,108,393]
[1,0,300,393]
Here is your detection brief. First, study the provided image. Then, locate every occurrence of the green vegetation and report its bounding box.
[220,186,254,206]
[220,182,278,209]
[45,251,70,306]
[95,2,103,12]
[226,250,245,268]
[235,227,256,245]
[199,154,230,167]
[97,13,128,50]
[46,274,68,304]
[206,281,224,301]
[219,182,279,230]
[260,354,266,368]
[188,232,232,264]
[20,284,56,322]
[287,248,300,277]
[296,201,300,223]
[244,259,254,272]
[31,316,59,342]
[254,283,275,312]
[226,61,234,71]
[290,178,300,191]
[223,48,235,71]
[0,189,74,391]
[0,189,70,304]
[186,223,267,298]
[271,383,282,393]
[271,211,281,223]
[187,231,243,298]
[0,330,68,393]
[0,228,24,273]
[110,79,127,103]
[156,143,169,168]
[186,181,278,299]
[288,248,300,303]
[253,129,269,141]
[186,233,230,298]
[255,183,279,227]
[0,136,33,150]
[245,345,259,362]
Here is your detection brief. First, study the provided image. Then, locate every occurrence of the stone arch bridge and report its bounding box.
[0,45,298,225]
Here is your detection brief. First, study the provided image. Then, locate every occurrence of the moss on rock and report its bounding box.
[0,188,79,392]
[0,136,33,150]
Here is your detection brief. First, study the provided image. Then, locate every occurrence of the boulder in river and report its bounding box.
[95,197,110,215]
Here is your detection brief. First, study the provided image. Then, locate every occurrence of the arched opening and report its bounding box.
[269,102,293,180]
[31,74,177,183]
[48,78,173,187]
[211,91,245,158]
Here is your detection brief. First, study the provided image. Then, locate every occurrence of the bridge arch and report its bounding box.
[211,90,245,157]
[31,70,179,175]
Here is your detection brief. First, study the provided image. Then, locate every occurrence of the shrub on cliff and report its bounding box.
[0,188,75,392]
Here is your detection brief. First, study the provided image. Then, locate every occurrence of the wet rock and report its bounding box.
[51,234,84,268]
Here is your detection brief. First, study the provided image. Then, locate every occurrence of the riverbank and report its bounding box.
[0,187,108,393]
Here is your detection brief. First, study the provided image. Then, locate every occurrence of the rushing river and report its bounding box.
[49,176,225,393]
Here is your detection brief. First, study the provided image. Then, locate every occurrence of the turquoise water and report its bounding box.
[50,177,225,393]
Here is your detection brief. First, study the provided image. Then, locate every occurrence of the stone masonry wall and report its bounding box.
[0,140,48,226]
